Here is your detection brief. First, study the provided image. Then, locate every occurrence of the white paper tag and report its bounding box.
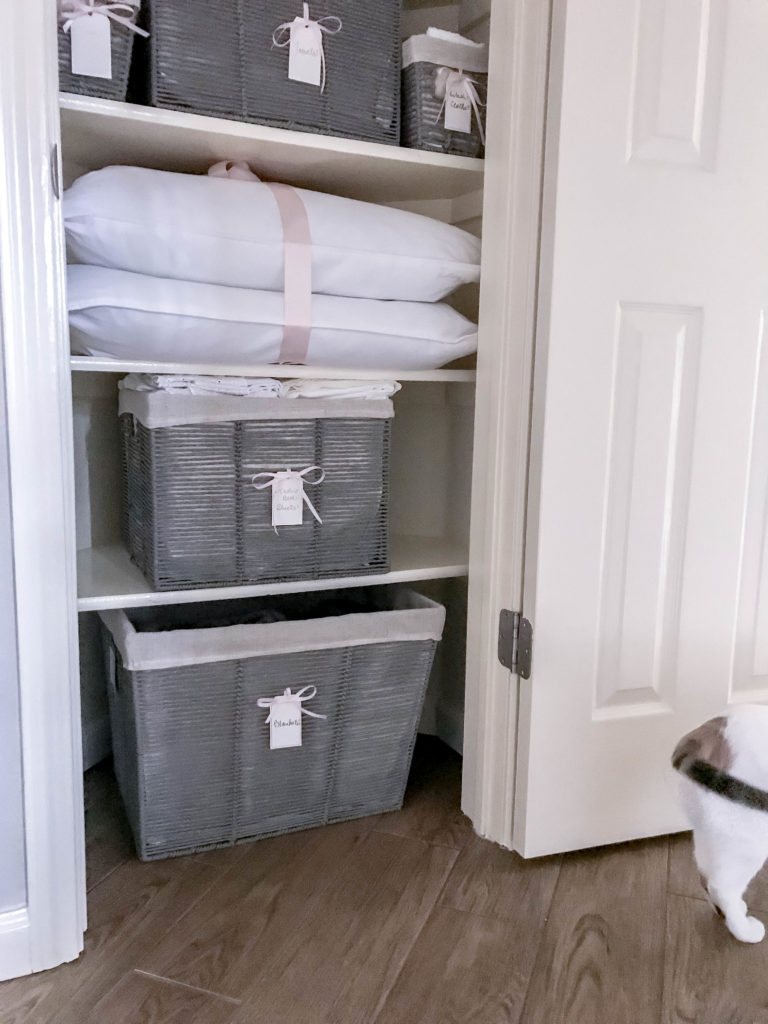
[444,78,472,134]
[288,18,323,86]
[269,700,303,749]
[272,472,304,526]
[69,12,113,79]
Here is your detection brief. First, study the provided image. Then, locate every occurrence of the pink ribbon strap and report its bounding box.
[207,160,261,182]
[265,182,313,365]
[206,163,313,365]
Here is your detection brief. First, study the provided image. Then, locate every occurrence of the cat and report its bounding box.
[672,704,768,942]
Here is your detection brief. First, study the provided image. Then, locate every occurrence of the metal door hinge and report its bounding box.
[498,610,533,679]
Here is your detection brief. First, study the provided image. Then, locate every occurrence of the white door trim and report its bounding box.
[0,0,85,981]
[0,911,32,984]
[461,0,552,846]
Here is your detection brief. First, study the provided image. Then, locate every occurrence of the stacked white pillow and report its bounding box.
[64,166,480,369]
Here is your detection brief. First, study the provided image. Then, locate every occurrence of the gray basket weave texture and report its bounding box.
[102,590,442,860]
[121,413,390,590]
[58,7,138,100]
[137,0,400,144]
[402,62,487,158]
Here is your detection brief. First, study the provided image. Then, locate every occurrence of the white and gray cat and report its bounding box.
[673,705,768,943]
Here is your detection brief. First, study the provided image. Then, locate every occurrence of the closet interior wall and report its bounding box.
[73,0,488,770]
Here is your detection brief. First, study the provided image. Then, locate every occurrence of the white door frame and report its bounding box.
[461,0,552,847]
[0,0,85,980]
[0,0,554,978]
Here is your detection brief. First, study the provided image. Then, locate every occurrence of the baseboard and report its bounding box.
[435,701,464,755]
[0,908,31,982]
[81,713,111,772]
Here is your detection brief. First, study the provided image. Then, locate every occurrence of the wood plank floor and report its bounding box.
[3,736,768,1024]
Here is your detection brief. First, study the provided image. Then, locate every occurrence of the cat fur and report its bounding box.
[672,705,768,943]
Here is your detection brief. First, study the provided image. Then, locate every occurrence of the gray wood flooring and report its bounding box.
[2,737,767,1024]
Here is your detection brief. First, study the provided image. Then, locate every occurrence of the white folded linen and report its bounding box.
[63,166,482,302]
[425,27,485,46]
[67,266,478,371]
[118,374,283,397]
[118,373,400,401]
[402,30,488,72]
[280,379,402,400]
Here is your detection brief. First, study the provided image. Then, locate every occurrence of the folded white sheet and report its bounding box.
[425,27,485,47]
[280,379,402,400]
[402,30,488,72]
[118,374,283,397]
[67,266,478,370]
[64,166,482,302]
[118,374,401,401]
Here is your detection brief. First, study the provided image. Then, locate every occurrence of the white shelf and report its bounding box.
[70,356,476,383]
[60,94,485,203]
[77,537,469,611]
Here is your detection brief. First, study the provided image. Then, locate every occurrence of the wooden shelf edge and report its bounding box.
[69,357,477,383]
[59,94,485,203]
[77,539,470,612]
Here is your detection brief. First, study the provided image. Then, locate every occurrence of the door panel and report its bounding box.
[516,0,768,856]
[734,339,768,699]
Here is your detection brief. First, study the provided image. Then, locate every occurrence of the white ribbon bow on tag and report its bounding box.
[257,686,327,724]
[433,67,486,144]
[60,0,149,38]
[252,465,326,531]
[272,2,342,93]
[258,685,326,749]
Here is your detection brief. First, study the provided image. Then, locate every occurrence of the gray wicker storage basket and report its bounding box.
[58,2,139,101]
[119,390,391,591]
[135,0,400,144]
[100,587,445,860]
[402,33,488,158]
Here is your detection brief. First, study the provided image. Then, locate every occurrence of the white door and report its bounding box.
[514,0,768,856]
[0,2,85,980]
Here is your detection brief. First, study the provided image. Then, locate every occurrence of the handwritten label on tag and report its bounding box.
[444,78,472,134]
[272,472,304,526]
[70,12,113,79]
[270,699,303,749]
[288,18,323,86]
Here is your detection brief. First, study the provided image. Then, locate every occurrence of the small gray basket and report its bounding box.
[58,2,140,101]
[100,587,445,860]
[401,33,488,158]
[135,0,400,144]
[119,391,392,591]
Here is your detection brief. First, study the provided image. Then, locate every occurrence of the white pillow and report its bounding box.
[67,266,478,370]
[63,166,482,302]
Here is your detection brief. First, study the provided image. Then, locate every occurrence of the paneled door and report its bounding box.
[514,0,768,856]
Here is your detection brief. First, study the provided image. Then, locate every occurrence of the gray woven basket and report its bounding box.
[401,34,488,158]
[119,391,392,591]
[100,587,445,860]
[58,3,139,101]
[135,0,400,144]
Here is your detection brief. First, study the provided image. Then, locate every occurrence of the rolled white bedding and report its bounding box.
[67,266,479,370]
[64,165,482,302]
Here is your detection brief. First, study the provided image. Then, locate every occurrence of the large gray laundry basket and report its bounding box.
[135,0,400,144]
[401,33,487,158]
[100,587,445,860]
[119,390,392,590]
[58,1,140,101]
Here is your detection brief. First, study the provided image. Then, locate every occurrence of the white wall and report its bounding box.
[0,318,27,913]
